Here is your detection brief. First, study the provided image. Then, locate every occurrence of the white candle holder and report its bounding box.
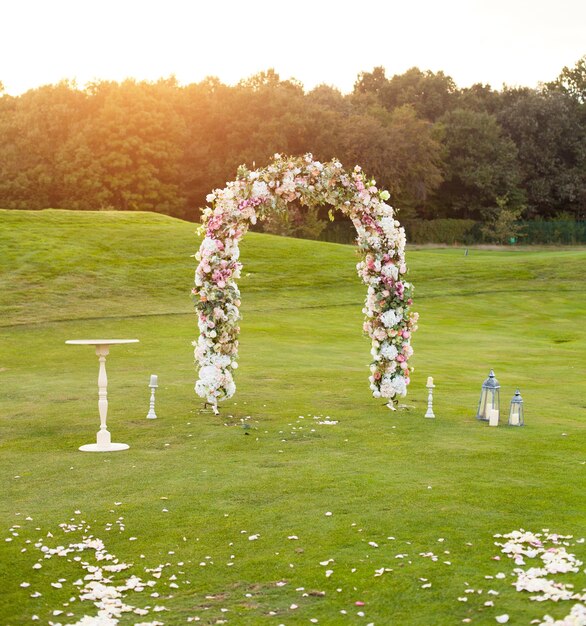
[425,377,435,418]
[146,374,158,419]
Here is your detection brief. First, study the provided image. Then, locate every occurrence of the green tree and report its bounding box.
[548,55,586,103]
[456,83,502,114]
[0,81,87,209]
[354,66,457,121]
[480,195,524,244]
[383,105,444,213]
[498,88,586,219]
[431,109,525,220]
[60,79,186,214]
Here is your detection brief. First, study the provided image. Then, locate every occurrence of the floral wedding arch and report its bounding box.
[192,153,418,411]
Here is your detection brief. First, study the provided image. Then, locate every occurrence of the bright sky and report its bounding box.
[1,0,585,96]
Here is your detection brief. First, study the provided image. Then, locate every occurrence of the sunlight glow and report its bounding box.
[1,0,585,95]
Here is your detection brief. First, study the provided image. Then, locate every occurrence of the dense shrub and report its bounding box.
[403,219,477,244]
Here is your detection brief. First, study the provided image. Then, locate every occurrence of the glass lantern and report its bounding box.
[476,369,500,421]
[508,389,524,426]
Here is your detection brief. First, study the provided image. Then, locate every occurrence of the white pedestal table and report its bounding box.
[65,339,139,452]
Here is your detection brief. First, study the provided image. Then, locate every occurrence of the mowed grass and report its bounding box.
[0,209,585,625]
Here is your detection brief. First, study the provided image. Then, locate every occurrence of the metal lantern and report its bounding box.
[476,369,500,421]
[508,389,524,426]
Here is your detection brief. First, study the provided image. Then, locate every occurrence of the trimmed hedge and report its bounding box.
[319,218,586,245]
[403,219,477,245]
[319,218,478,245]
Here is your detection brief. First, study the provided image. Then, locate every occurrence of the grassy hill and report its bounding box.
[0,209,585,625]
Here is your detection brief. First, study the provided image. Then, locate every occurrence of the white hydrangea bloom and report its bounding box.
[252,180,269,199]
[381,309,401,328]
[381,263,399,282]
[390,375,407,397]
[380,341,398,361]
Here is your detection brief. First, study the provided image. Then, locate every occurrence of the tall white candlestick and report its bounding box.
[147,374,158,419]
[488,408,499,427]
[425,377,435,418]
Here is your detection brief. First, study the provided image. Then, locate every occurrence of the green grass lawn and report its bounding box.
[0,209,585,625]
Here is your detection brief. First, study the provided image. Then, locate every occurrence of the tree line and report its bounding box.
[1,58,585,237]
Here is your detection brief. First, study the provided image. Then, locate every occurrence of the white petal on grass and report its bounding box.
[495,615,509,624]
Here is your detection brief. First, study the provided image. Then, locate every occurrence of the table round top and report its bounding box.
[66,339,139,345]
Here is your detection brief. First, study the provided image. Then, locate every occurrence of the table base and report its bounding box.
[79,443,130,452]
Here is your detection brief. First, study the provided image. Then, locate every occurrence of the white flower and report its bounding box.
[380,341,398,361]
[380,376,395,398]
[381,263,399,282]
[379,216,396,236]
[251,181,269,198]
[380,309,401,328]
[211,354,231,368]
[388,375,407,397]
